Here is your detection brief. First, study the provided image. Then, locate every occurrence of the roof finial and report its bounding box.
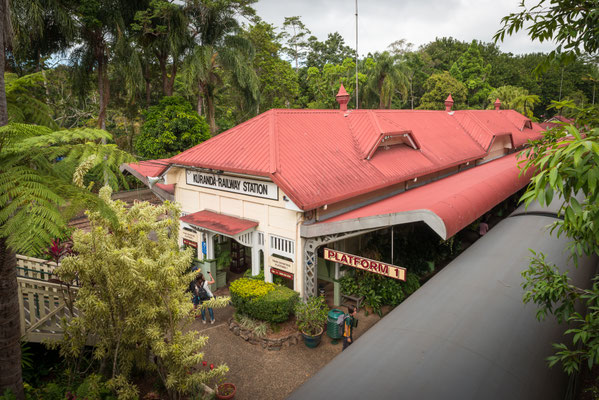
[494,98,501,111]
[445,94,454,112]
[336,83,350,112]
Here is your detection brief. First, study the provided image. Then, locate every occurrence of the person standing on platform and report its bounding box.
[343,305,358,350]
[194,272,216,324]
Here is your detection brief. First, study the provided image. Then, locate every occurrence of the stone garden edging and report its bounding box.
[228,318,302,351]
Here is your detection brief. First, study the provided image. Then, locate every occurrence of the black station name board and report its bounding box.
[186,170,279,200]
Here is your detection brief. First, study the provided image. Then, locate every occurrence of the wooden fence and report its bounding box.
[16,255,78,343]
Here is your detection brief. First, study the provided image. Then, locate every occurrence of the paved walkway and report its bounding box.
[192,305,382,400]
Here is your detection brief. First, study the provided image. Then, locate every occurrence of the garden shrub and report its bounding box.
[230,278,299,323]
[339,271,421,315]
[243,267,286,285]
[135,96,210,159]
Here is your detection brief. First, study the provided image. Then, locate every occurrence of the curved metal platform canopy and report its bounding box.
[289,205,598,400]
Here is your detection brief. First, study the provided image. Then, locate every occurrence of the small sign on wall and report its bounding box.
[183,239,198,248]
[271,268,293,280]
[269,256,294,273]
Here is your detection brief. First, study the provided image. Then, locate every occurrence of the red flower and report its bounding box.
[210,364,214,370]
[202,361,207,366]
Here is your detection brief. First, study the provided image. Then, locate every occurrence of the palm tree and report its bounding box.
[184,0,259,134]
[365,51,409,109]
[70,0,148,130]
[487,85,540,118]
[132,0,189,96]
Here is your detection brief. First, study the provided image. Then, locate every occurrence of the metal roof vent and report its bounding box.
[445,94,454,112]
[494,98,501,111]
[336,84,350,112]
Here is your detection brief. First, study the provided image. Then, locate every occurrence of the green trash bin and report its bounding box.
[327,308,345,343]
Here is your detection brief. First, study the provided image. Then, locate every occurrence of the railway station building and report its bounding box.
[122,87,543,301]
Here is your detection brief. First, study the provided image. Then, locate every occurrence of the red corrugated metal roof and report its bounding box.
[315,152,533,239]
[127,159,171,177]
[132,108,543,211]
[180,210,258,236]
[155,183,175,194]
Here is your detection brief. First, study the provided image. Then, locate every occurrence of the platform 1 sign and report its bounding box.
[323,248,406,281]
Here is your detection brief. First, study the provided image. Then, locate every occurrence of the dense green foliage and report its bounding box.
[8,1,597,145]
[243,266,286,285]
[55,187,228,399]
[418,71,467,110]
[0,123,131,255]
[295,296,329,336]
[230,278,299,323]
[495,0,599,377]
[340,272,420,315]
[518,104,599,374]
[449,42,493,108]
[495,0,599,73]
[135,96,210,159]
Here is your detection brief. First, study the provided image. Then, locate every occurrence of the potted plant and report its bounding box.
[215,382,236,400]
[295,295,329,348]
[215,242,231,288]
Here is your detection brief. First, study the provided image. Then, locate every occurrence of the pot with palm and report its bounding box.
[295,295,329,348]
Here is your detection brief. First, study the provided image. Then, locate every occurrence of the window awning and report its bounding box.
[301,152,533,240]
[180,210,258,236]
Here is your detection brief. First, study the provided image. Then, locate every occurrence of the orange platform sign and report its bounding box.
[323,248,406,281]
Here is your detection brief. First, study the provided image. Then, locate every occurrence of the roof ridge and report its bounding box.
[501,109,530,131]
[365,111,385,160]
[268,110,278,174]
[376,112,411,133]
[452,111,491,152]
[345,111,365,162]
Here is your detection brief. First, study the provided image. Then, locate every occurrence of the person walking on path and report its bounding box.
[193,272,216,324]
[342,305,358,350]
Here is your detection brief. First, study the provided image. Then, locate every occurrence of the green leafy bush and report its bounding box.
[339,271,420,315]
[135,96,210,159]
[230,278,299,323]
[243,267,286,285]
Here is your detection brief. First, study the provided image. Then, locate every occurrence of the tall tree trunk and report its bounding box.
[0,7,7,127]
[166,61,176,96]
[0,240,24,400]
[144,64,151,106]
[0,3,24,396]
[97,53,108,131]
[158,54,168,95]
[96,44,109,185]
[204,89,217,135]
[378,76,385,109]
[196,82,203,116]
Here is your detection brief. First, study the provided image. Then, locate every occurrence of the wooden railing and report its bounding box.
[16,255,78,343]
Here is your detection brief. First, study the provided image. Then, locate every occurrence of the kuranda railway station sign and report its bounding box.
[186,170,279,200]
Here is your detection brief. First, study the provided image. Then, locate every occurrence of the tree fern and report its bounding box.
[0,123,133,256]
[5,72,57,129]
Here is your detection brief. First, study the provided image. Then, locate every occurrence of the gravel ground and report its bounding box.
[191,304,382,400]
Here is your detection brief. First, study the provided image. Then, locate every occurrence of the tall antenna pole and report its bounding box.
[355,0,359,109]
